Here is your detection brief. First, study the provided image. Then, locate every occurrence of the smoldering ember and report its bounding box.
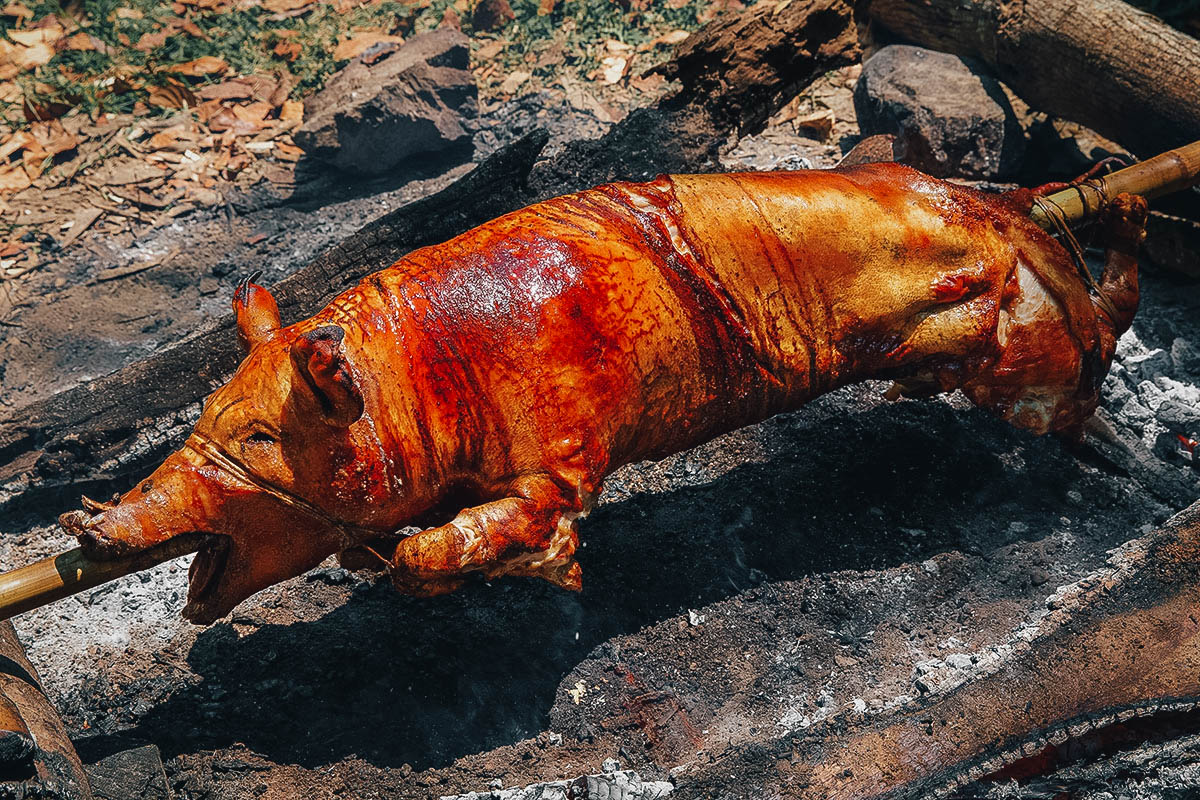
[0,0,1197,798]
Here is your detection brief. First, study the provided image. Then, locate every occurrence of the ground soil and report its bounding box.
[1,69,1199,800]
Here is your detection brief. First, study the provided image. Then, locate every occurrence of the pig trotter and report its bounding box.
[389,476,583,597]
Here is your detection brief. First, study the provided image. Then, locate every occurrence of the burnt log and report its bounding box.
[862,0,1200,157]
[0,0,857,515]
[671,500,1200,798]
[0,621,91,799]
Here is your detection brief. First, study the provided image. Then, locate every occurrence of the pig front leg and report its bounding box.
[386,476,584,597]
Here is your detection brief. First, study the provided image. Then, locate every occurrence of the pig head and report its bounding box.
[61,280,392,624]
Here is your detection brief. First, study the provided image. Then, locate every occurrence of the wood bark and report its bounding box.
[0,621,92,799]
[862,0,1200,158]
[0,0,857,514]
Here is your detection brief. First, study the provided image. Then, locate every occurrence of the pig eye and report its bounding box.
[244,430,278,446]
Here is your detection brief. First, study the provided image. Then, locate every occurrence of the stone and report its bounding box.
[85,745,171,800]
[471,0,515,32]
[295,28,477,176]
[853,45,1024,179]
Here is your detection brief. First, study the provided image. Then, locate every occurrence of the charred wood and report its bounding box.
[0,622,91,800]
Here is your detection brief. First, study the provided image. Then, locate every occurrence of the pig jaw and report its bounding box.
[63,449,346,625]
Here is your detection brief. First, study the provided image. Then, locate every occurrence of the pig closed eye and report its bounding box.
[244,431,278,446]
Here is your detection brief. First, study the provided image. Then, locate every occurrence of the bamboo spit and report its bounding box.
[0,142,1196,624]
[1030,140,1200,230]
[0,537,201,622]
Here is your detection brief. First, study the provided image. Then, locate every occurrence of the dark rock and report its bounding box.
[295,28,477,176]
[853,45,1025,179]
[86,745,171,800]
[470,0,514,32]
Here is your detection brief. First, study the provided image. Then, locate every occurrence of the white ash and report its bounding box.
[1106,327,1200,457]
[440,769,673,800]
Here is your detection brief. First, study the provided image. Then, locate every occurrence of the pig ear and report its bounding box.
[290,325,364,426]
[233,272,281,353]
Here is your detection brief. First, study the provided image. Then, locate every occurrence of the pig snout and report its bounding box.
[64,451,219,560]
[61,443,350,624]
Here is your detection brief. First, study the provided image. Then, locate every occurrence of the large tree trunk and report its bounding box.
[0,0,857,515]
[862,0,1200,158]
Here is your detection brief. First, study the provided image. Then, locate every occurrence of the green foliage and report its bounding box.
[0,0,715,130]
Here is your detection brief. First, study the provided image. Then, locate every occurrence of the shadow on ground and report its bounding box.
[75,396,1154,771]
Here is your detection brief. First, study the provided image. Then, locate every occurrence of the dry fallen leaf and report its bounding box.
[657,29,690,46]
[0,162,30,193]
[167,56,229,76]
[499,70,530,94]
[57,31,97,52]
[628,71,666,94]
[0,129,33,161]
[29,119,76,157]
[1,3,32,19]
[274,140,303,161]
[263,0,314,12]
[604,38,633,56]
[273,40,301,61]
[333,31,405,62]
[8,26,62,48]
[475,39,505,60]
[279,98,303,124]
[147,78,197,109]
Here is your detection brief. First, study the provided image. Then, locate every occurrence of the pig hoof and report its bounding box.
[389,567,465,598]
[1101,192,1148,245]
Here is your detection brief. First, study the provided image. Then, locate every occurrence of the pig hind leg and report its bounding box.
[387,475,583,597]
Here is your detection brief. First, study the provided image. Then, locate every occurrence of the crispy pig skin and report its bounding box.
[67,163,1142,623]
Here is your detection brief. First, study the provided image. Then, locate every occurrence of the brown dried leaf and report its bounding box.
[21,142,48,179]
[56,31,96,51]
[1,3,32,19]
[29,119,76,157]
[0,161,31,192]
[233,101,272,125]
[114,7,143,18]
[197,78,256,101]
[147,124,198,151]
[147,78,197,109]
[333,31,404,62]
[263,0,314,12]
[0,129,33,160]
[204,106,246,133]
[167,56,228,76]
[273,40,301,61]
[279,98,303,124]
[133,30,168,52]
[537,0,554,14]
[8,26,62,47]
[499,70,530,95]
[274,140,303,161]
[475,39,504,60]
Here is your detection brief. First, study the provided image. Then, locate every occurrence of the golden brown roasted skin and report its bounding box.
[62,163,1143,625]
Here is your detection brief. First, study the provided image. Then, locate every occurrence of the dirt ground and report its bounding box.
[2,68,1200,800]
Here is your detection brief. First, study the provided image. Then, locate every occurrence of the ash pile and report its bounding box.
[0,1,1198,799]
